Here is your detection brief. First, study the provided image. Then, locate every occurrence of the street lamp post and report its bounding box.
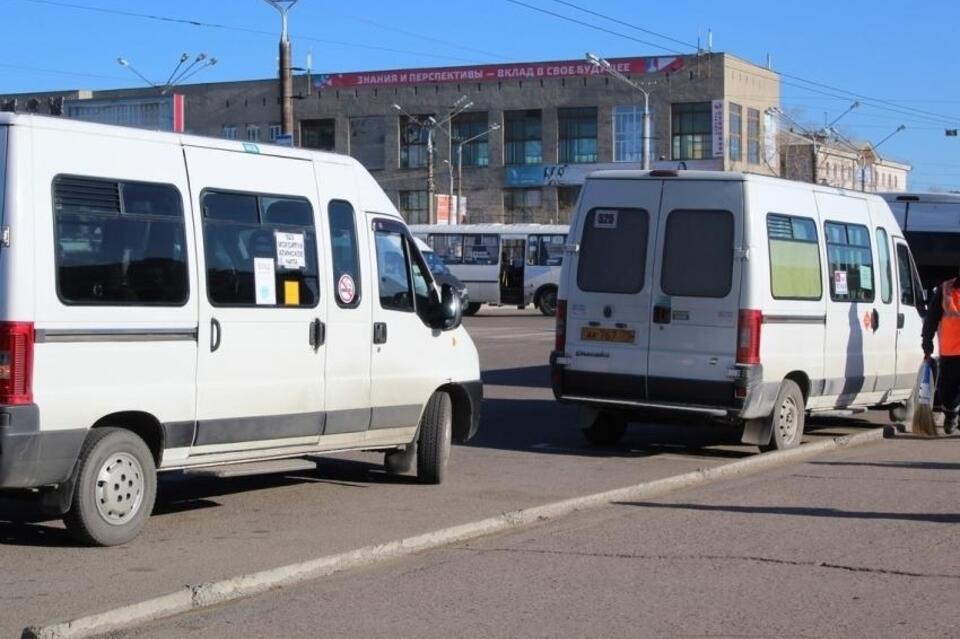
[263,0,298,137]
[587,52,654,170]
[457,123,501,223]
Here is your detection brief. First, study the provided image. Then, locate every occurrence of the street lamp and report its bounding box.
[587,52,654,169]
[457,123,501,220]
[263,0,299,137]
[117,53,218,95]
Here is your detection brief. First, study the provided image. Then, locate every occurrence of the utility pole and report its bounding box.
[587,52,654,170]
[263,1,298,137]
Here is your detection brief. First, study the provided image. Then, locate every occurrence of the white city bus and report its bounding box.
[880,192,960,294]
[410,224,568,316]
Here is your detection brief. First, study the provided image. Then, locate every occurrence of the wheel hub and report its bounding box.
[778,397,798,444]
[95,452,145,525]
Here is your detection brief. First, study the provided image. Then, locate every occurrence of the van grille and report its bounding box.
[54,176,121,214]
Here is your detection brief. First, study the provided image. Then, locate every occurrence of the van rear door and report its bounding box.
[563,178,661,400]
[645,180,743,406]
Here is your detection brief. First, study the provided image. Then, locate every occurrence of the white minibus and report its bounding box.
[0,114,482,545]
[552,170,925,451]
[880,191,960,294]
[410,224,568,316]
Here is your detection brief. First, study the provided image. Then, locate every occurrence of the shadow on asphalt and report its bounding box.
[809,460,960,471]
[613,501,960,524]
[482,365,550,389]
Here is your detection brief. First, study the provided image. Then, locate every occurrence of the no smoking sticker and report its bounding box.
[338,273,356,304]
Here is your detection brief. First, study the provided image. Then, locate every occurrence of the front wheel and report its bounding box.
[583,412,628,446]
[537,287,558,317]
[63,428,157,546]
[759,380,805,452]
[462,302,482,317]
[417,392,453,484]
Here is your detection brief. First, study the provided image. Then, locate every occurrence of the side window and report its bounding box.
[767,214,822,300]
[201,190,319,308]
[375,228,414,312]
[463,234,499,265]
[328,201,362,308]
[528,234,566,266]
[896,243,916,308]
[662,210,734,298]
[430,234,463,265]
[876,227,893,304]
[578,209,648,294]
[53,175,189,306]
[824,222,874,302]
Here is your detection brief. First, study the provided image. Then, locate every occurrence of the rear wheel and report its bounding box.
[63,428,157,546]
[417,392,453,484]
[759,380,805,452]
[583,412,628,446]
[462,302,481,316]
[537,287,558,317]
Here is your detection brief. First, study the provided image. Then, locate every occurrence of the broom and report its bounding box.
[912,358,938,437]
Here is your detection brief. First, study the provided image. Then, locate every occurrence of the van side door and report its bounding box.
[893,239,925,392]
[185,146,327,452]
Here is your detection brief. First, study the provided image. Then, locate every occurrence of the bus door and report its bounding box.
[499,238,526,305]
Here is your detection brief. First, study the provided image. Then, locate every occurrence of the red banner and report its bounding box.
[314,56,685,89]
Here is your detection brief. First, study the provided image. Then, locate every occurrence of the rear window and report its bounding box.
[577,208,649,294]
[661,210,734,298]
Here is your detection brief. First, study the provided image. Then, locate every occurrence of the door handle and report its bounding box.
[309,319,326,351]
[871,308,880,332]
[653,305,671,324]
[897,312,905,329]
[373,322,388,345]
[210,318,222,353]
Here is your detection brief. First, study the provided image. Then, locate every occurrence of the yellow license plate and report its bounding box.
[581,327,636,344]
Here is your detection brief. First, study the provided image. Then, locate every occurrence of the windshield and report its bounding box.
[422,249,451,275]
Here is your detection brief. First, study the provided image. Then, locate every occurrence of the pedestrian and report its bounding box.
[921,275,960,434]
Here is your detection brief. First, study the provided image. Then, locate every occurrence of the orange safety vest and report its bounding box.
[940,279,960,356]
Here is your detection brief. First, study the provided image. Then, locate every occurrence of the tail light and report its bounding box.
[555,299,568,352]
[736,310,762,365]
[0,322,35,405]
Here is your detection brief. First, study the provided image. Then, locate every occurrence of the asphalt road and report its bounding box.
[0,308,887,637]
[124,435,960,639]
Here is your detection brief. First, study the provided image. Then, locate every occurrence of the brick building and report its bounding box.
[1,51,782,223]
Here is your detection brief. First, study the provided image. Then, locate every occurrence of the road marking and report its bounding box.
[22,429,884,639]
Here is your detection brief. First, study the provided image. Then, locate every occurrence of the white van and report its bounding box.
[410,224,568,316]
[551,170,925,450]
[880,191,960,293]
[0,114,481,545]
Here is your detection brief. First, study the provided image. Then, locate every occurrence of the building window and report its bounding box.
[729,103,742,163]
[747,108,760,164]
[246,125,261,143]
[557,185,581,223]
[671,102,712,160]
[614,106,653,163]
[222,125,238,140]
[558,107,598,164]
[398,190,429,225]
[504,110,542,165]
[503,188,542,223]
[453,111,491,168]
[268,124,282,142]
[399,114,431,169]
[302,119,335,151]
[349,116,385,171]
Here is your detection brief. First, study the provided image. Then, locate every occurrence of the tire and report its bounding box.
[583,412,628,446]
[889,397,915,426]
[417,392,453,484]
[537,287,558,317]
[759,380,805,452]
[63,428,157,546]
[384,444,416,475]
[462,302,481,316]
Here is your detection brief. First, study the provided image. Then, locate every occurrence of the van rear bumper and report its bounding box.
[550,352,774,419]
[0,405,86,489]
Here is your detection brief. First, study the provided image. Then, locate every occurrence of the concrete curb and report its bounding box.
[22,428,883,639]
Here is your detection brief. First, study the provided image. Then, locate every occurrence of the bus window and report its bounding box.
[463,234,499,265]
[429,234,463,264]
[527,234,566,266]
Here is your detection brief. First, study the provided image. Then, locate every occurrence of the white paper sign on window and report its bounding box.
[275,232,306,270]
[254,257,277,305]
[834,270,849,296]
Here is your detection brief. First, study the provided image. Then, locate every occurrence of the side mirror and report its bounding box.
[430,283,462,331]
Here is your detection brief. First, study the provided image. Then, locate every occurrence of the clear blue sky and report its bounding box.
[2,0,958,191]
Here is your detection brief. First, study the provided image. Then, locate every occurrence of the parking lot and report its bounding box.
[0,308,888,636]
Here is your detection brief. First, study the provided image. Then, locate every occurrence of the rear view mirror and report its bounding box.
[430,283,462,331]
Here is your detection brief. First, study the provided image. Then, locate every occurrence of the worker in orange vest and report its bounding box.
[921,276,960,434]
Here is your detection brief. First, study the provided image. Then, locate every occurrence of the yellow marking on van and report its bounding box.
[581,327,635,344]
